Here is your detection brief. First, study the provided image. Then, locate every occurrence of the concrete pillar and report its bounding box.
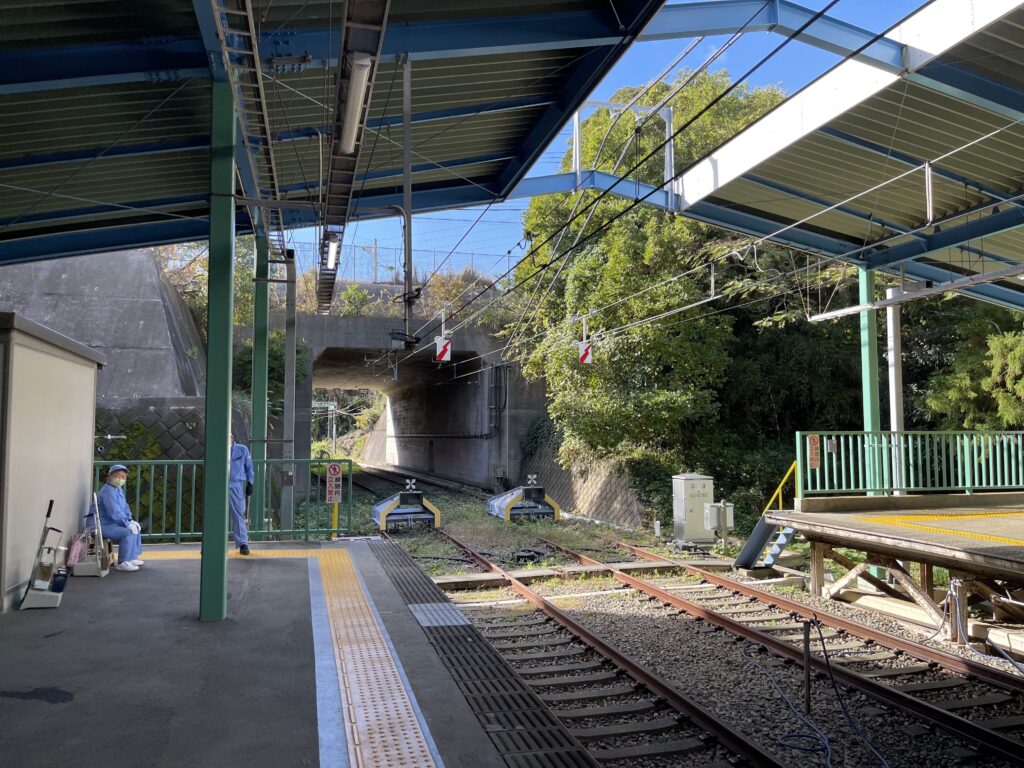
[199,80,236,621]
[810,541,826,597]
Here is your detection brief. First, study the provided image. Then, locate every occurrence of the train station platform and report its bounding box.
[0,541,591,768]
[766,502,1024,582]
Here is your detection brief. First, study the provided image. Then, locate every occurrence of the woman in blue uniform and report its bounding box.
[96,464,144,572]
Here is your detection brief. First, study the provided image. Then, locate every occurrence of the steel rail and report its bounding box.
[434,529,786,768]
[537,537,1024,764]
[613,541,1024,692]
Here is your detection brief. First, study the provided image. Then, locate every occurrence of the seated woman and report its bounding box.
[97,464,145,572]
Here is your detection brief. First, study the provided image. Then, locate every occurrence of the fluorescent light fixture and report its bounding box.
[326,233,339,270]
[339,53,373,155]
[809,264,1024,322]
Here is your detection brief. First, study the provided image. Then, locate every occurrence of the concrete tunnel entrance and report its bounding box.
[290,314,547,490]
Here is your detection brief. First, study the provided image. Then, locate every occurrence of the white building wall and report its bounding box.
[1,333,97,611]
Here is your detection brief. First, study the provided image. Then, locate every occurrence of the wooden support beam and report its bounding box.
[810,540,826,597]
[869,555,946,628]
[920,562,934,601]
[825,562,870,599]
[826,547,906,601]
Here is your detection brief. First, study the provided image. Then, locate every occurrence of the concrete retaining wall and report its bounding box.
[522,440,649,529]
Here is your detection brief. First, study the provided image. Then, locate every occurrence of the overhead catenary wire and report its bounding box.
[338,0,855,391]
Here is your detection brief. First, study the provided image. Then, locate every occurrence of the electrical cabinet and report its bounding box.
[672,473,715,543]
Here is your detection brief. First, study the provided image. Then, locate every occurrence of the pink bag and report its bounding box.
[66,533,88,567]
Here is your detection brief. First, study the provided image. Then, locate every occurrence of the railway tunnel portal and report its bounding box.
[292,314,546,490]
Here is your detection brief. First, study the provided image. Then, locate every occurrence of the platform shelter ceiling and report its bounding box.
[0,0,671,265]
[670,0,1024,310]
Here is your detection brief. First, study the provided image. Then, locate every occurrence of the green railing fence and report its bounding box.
[796,430,1024,497]
[93,458,354,542]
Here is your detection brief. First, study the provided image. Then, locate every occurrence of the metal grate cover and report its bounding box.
[372,541,598,767]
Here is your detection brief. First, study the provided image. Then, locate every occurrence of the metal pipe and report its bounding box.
[402,54,414,342]
[279,248,297,532]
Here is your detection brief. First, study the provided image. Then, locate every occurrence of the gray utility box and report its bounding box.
[672,473,715,543]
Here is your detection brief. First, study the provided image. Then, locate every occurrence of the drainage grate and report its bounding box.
[372,542,598,767]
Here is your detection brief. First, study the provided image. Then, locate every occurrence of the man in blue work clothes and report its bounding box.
[229,434,255,555]
[96,464,144,572]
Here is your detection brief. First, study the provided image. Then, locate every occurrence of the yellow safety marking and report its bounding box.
[503,494,518,523]
[854,512,1024,548]
[422,498,442,528]
[319,549,436,768]
[378,497,400,531]
[138,546,437,767]
[545,494,561,521]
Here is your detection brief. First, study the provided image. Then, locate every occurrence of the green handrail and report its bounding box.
[93,458,355,541]
[794,430,1024,497]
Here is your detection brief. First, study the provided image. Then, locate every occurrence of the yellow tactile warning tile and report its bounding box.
[320,549,436,768]
[854,510,1024,548]
[142,546,437,768]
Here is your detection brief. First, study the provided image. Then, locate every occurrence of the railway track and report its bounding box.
[432,529,786,768]
[534,536,1024,764]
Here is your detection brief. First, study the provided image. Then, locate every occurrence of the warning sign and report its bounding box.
[578,341,593,365]
[807,435,821,470]
[434,336,452,362]
[326,462,344,502]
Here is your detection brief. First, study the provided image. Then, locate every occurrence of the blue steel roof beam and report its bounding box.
[865,206,1024,269]
[270,97,554,145]
[0,1,906,97]
[742,174,1021,268]
[908,60,1024,125]
[819,127,1024,209]
[279,153,515,194]
[0,139,210,172]
[263,2,904,67]
[0,195,210,230]
[0,39,209,96]
[347,183,502,220]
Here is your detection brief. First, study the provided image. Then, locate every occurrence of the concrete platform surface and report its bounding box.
[767,506,1024,581]
[0,542,510,768]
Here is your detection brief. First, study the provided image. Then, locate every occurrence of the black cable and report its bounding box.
[410,0,848,347]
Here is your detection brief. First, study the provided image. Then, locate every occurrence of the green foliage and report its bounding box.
[335,284,374,316]
[154,236,261,338]
[233,329,310,417]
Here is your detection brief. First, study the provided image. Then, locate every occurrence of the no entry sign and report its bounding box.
[435,336,452,362]
[326,462,344,502]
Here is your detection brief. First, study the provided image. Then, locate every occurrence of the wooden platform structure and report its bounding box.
[766,494,1024,643]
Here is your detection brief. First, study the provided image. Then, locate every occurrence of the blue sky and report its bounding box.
[287,0,926,286]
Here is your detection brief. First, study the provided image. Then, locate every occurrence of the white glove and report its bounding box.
[128,520,141,535]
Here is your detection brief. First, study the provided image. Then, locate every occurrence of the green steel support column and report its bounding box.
[860,267,881,496]
[199,80,236,621]
[250,234,270,539]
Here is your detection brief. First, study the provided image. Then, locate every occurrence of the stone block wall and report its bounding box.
[522,441,650,529]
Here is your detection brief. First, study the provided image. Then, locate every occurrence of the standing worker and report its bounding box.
[229,434,255,556]
[97,464,144,572]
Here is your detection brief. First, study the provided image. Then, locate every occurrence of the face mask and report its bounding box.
[110,477,126,488]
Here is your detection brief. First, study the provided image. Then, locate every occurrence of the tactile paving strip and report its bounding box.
[371,541,598,768]
[320,549,437,768]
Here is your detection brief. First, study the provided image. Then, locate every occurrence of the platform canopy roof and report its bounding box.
[0,0,681,267]
[669,0,1024,310]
